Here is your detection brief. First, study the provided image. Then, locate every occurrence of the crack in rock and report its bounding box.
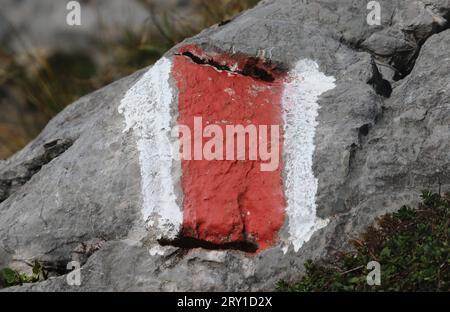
[177,50,279,82]
[158,236,258,253]
[0,138,74,203]
[389,8,449,80]
[367,57,393,97]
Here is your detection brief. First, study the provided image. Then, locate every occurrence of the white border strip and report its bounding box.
[282,59,336,253]
[118,58,182,239]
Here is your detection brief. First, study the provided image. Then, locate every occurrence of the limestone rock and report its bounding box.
[1,0,449,291]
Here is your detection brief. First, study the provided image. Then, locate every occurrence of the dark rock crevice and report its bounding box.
[339,6,449,82]
[177,50,279,82]
[392,10,450,80]
[158,236,258,253]
[367,57,392,97]
[358,123,371,141]
[0,138,74,203]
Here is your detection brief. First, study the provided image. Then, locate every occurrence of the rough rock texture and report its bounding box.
[1,0,449,291]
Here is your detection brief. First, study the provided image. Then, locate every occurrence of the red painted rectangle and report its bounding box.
[172,46,286,251]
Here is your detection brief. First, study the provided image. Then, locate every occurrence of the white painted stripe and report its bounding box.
[118,58,182,239]
[282,59,336,253]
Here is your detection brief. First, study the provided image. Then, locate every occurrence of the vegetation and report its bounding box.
[0,261,45,288]
[0,0,259,159]
[1,191,448,291]
[278,191,450,292]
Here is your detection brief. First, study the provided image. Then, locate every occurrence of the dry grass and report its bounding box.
[0,0,259,159]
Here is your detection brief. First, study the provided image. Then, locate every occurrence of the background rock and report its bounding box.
[0,0,449,291]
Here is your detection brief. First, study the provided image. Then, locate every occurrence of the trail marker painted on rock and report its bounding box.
[119,47,336,253]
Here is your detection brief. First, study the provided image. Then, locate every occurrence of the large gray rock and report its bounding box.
[1,0,449,291]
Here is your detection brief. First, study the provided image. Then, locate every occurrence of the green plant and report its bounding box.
[0,261,45,288]
[277,191,450,292]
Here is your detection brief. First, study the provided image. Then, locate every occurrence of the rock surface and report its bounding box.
[0,0,449,291]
